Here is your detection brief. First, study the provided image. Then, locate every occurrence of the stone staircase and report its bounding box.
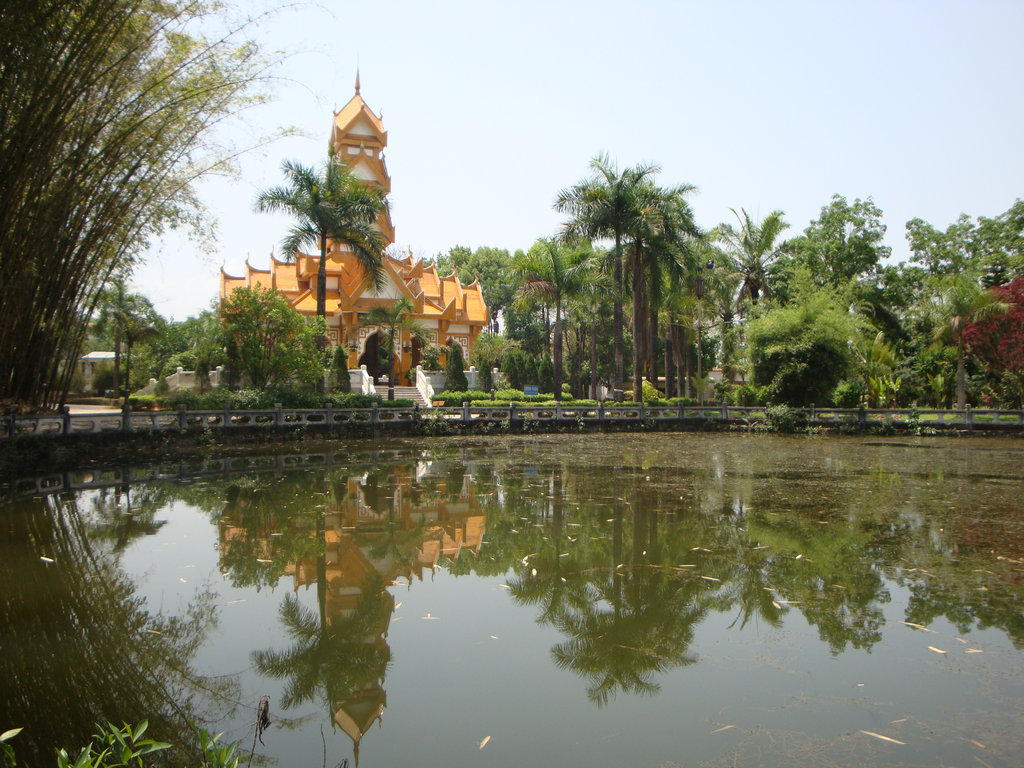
[384,384,431,408]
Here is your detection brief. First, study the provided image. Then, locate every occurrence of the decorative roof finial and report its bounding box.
[355,68,361,95]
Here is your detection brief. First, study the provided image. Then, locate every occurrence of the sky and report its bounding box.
[134,0,1024,320]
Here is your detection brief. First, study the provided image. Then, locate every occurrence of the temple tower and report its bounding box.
[329,72,395,245]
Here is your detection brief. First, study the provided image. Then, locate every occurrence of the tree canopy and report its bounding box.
[1,0,268,409]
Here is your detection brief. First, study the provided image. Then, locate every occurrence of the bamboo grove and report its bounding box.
[0,0,267,409]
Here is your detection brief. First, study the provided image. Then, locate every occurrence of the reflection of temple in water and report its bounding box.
[218,458,484,762]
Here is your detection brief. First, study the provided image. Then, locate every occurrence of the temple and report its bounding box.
[220,75,488,382]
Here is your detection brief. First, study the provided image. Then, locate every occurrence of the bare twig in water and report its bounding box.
[248,696,271,768]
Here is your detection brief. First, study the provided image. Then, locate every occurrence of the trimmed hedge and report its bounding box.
[144,388,394,411]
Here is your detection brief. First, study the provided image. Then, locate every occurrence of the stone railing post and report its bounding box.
[223,403,231,428]
[274,402,283,427]
[462,401,471,424]
[858,404,867,428]
[121,400,131,432]
[966,404,973,431]
[809,403,816,422]
[178,404,187,430]
[598,401,605,423]
[326,401,334,427]
[62,405,72,435]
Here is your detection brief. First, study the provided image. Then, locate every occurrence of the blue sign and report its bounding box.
[524,384,539,396]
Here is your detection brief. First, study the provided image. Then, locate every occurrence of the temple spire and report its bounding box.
[355,68,360,95]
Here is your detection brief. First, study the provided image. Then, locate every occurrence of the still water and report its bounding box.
[3,433,1024,767]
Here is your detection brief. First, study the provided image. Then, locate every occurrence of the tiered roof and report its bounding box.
[220,248,488,328]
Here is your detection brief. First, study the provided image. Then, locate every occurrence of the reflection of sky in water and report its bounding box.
[13,433,1024,767]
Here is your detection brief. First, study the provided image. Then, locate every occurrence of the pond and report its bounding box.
[2,433,1024,768]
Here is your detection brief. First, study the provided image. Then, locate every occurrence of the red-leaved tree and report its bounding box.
[963,278,1024,406]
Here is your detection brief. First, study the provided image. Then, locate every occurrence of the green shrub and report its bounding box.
[420,345,442,370]
[433,389,490,405]
[666,396,698,407]
[445,342,469,392]
[729,383,768,406]
[127,395,160,410]
[91,362,116,396]
[763,404,808,433]
[331,393,383,409]
[494,388,525,401]
[380,398,415,408]
[832,379,867,408]
[229,388,269,409]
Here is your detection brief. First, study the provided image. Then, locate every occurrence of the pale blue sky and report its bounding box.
[135,0,1024,319]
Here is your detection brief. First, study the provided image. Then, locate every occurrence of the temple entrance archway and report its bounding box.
[358,331,391,382]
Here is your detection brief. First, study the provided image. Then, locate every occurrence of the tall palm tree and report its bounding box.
[359,297,429,400]
[556,154,661,399]
[716,208,789,307]
[627,182,702,394]
[513,240,594,401]
[255,153,388,350]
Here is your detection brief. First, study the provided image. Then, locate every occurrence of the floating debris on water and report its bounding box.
[860,730,906,745]
[902,621,934,632]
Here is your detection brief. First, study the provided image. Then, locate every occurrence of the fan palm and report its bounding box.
[556,153,661,399]
[256,154,388,349]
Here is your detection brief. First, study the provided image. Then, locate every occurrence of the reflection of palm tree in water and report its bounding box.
[510,467,708,707]
[252,573,392,767]
[549,504,707,706]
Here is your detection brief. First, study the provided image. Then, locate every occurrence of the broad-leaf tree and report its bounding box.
[220,286,323,389]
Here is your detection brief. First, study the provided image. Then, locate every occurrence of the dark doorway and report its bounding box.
[358,331,391,382]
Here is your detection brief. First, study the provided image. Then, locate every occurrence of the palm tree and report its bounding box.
[931,276,1009,409]
[255,153,388,351]
[627,182,702,394]
[716,208,790,307]
[359,297,429,400]
[513,240,594,401]
[93,279,158,399]
[556,154,661,399]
